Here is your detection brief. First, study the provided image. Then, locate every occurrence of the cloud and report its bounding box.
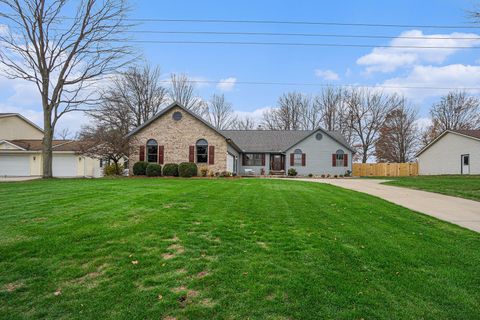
[314,69,340,81]
[379,64,480,100]
[216,77,237,91]
[415,117,432,130]
[357,30,480,73]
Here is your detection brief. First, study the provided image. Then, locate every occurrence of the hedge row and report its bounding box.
[133,161,197,178]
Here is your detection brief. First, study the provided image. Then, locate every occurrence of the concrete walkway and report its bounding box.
[296,178,480,233]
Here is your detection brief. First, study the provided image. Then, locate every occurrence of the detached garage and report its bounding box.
[0,113,102,178]
[0,140,102,178]
[417,130,480,175]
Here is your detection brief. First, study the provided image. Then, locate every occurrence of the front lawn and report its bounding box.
[383,175,480,201]
[0,178,478,319]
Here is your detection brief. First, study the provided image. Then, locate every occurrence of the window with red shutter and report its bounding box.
[261,154,266,166]
[290,153,294,166]
[302,153,306,166]
[189,146,195,162]
[332,154,336,167]
[139,146,145,162]
[158,146,164,164]
[343,154,348,167]
[208,146,215,165]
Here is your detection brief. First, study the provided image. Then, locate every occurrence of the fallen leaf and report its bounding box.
[131,260,139,265]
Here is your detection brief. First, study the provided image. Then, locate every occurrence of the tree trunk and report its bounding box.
[42,110,53,178]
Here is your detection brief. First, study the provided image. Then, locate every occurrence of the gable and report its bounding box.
[0,140,26,150]
[128,105,227,144]
[0,114,44,140]
[285,129,352,155]
[417,130,480,157]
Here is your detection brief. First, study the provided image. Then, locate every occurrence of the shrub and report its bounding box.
[287,168,298,176]
[207,170,215,177]
[308,173,313,178]
[219,171,232,177]
[199,165,209,177]
[133,161,148,176]
[163,163,179,177]
[104,163,124,176]
[178,162,198,177]
[146,163,162,177]
[345,170,352,177]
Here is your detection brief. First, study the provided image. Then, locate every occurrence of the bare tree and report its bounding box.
[55,128,73,140]
[0,0,132,177]
[374,100,419,163]
[168,73,206,116]
[79,125,131,175]
[316,87,344,131]
[262,92,309,130]
[89,64,167,133]
[231,116,256,130]
[429,91,480,135]
[206,94,236,129]
[345,88,399,163]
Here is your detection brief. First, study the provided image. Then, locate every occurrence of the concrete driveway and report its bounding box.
[0,177,40,182]
[296,178,480,233]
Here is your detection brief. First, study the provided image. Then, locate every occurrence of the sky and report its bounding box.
[1,0,480,135]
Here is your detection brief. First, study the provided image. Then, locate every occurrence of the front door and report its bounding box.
[270,154,284,171]
[461,154,470,175]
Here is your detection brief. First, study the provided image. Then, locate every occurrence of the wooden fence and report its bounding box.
[352,162,418,177]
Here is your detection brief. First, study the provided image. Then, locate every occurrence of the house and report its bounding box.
[0,113,102,178]
[417,130,480,175]
[126,102,354,176]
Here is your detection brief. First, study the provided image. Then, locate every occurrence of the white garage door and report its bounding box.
[227,154,234,173]
[53,155,77,177]
[0,155,30,176]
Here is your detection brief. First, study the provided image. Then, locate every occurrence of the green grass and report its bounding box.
[0,178,479,319]
[383,175,480,201]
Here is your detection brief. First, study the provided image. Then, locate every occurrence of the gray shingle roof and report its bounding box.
[220,130,311,152]
[220,129,353,153]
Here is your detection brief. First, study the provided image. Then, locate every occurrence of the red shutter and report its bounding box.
[158,146,164,164]
[332,154,336,167]
[344,154,348,167]
[290,153,294,166]
[302,153,306,166]
[208,146,215,165]
[189,146,195,162]
[261,154,265,166]
[139,146,145,162]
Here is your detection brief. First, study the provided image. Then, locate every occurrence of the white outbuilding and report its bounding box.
[417,130,480,175]
[0,113,103,178]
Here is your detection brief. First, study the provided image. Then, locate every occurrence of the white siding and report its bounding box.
[418,133,480,175]
[285,131,352,176]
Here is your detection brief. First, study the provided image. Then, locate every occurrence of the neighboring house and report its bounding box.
[126,103,354,176]
[0,113,102,178]
[417,130,480,175]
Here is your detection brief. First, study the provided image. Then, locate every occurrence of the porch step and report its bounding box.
[270,170,286,176]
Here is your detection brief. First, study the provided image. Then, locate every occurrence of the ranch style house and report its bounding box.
[126,102,354,176]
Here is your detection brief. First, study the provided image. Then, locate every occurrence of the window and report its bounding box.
[244,153,263,166]
[315,133,323,141]
[196,139,208,163]
[147,139,158,163]
[463,155,470,166]
[294,149,303,166]
[172,111,182,121]
[335,149,345,167]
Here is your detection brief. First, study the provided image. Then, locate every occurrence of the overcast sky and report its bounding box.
[1,0,479,134]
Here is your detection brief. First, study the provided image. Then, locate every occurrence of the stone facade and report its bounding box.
[129,106,228,174]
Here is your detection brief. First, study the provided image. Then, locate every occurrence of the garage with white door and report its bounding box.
[52,154,78,177]
[0,154,30,176]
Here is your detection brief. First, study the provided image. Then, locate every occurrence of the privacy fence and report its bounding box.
[352,163,418,177]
